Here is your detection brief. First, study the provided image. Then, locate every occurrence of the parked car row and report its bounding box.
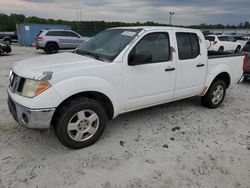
[203,31,250,41]
[205,35,241,54]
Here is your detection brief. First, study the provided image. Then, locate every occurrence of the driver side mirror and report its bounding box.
[128,52,152,66]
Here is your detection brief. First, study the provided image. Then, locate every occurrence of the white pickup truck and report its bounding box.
[7,27,244,149]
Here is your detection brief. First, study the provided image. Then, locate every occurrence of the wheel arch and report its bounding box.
[201,71,231,96]
[51,91,114,127]
[45,41,59,48]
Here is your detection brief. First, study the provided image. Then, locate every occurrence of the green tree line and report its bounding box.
[0,13,249,32]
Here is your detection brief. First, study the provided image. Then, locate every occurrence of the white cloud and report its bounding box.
[0,0,249,25]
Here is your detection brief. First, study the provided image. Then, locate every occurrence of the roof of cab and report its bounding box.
[110,26,199,32]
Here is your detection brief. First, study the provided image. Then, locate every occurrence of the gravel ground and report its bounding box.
[0,45,250,188]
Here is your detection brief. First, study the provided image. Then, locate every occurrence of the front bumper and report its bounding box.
[8,96,56,129]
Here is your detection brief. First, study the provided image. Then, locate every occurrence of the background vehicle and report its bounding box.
[206,35,241,54]
[241,41,250,80]
[7,27,244,149]
[0,32,18,45]
[0,41,12,55]
[34,29,89,54]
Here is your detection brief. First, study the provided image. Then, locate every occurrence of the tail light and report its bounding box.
[243,55,247,71]
[213,40,218,45]
[35,36,43,41]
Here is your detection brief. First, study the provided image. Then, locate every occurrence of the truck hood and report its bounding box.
[13,52,106,80]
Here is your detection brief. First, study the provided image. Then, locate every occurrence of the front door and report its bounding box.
[122,32,176,111]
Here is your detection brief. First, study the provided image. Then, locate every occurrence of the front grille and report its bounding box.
[9,72,25,94]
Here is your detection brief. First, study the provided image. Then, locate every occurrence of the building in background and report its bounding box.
[17,23,71,46]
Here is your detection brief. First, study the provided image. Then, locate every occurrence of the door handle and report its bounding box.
[165,67,175,72]
[196,64,205,67]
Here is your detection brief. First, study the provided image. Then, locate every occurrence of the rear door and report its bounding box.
[56,31,70,48]
[218,36,230,51]
[174,32,207,99]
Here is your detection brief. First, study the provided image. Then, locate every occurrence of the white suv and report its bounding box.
[206,35,241,54]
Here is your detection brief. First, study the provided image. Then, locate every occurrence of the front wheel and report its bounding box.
[54,97,107,149]
[201,80,226,109]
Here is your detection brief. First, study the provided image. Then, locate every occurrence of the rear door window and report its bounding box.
[205,36,215,41]
[218,36,228,41]
[176,32,200,60]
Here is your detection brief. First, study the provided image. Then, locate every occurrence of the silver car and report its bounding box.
[34,29,88,54]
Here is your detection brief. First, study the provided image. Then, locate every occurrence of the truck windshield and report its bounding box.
[75,29,142,62]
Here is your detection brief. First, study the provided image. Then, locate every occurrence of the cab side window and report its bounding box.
[176,32,200,60]
[129,32,170,64]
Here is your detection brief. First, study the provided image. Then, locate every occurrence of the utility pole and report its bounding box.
[169,12,174,25]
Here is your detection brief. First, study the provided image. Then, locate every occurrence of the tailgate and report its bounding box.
[243,52,250,73]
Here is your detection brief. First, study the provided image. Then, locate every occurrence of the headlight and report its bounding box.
[22,79,51,98]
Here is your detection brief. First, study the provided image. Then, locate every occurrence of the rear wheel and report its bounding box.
[218,47,224,54]
[45,43,58,54]
[54,97,107,149]
[235,45,241,53]
[201,80,226,109]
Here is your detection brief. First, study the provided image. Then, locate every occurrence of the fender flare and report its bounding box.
[52,76,122,118]
[202,64,232,95]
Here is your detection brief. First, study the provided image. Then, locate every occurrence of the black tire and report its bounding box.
[243,76,248,81]
[4,39,11,45]
[45,43,58,54]
[218,47,224,54]
[201,80,226,109]
[235,45,241,53]
[0,49,3,56]
[54,97,107,149]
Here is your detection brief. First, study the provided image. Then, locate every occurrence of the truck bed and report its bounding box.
[207,52,244,85]
[208,52,243,59]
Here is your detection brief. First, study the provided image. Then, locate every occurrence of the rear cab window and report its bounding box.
[176,32,200,60]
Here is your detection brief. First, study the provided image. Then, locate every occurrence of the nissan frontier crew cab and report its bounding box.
[7,27,244,149]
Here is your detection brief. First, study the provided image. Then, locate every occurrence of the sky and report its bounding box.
[0,0,250,25]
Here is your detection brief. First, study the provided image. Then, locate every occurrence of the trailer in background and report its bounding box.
[16,23,71,46]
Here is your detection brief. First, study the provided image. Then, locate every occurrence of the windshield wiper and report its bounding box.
[74,49,106,62]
